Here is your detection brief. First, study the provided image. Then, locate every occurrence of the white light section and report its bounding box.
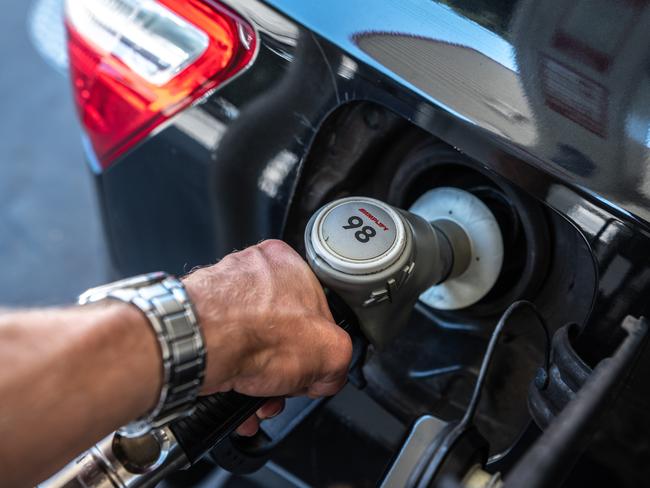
[65,0,209,85]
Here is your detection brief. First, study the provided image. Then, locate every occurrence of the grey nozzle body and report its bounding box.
[305,197,465,348]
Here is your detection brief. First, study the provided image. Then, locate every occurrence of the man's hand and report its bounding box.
[0,240,351,486]
[184,240,353,435]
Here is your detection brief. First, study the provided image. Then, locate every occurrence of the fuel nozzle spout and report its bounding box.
[305,190,503,347]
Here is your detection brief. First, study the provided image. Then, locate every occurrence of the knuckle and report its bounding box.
[257,239,289,255]
[315,329,352,383]
[333,329,353,368]
[308,378,345,398]
[259,240,304,268]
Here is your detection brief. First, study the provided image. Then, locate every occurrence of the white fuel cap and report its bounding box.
[310,197,407,275]
[409,187,504,310]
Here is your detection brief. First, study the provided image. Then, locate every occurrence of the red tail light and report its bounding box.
[65,0,256,169]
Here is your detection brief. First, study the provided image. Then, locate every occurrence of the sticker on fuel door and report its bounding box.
[320,201,397,261]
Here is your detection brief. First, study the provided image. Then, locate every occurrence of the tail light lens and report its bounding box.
[65,0,256,169]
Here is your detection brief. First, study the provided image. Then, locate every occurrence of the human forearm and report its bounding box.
[0,241,351,487]
[0,303,161,487]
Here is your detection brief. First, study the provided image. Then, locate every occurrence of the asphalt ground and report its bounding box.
[0,0,109,306]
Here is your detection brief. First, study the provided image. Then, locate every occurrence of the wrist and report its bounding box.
[80,272,207,435]
[183,273,249,394]
[89,301,163,421]
[116,302,163,412]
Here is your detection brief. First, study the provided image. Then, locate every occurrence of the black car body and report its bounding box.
[65,0,650,486]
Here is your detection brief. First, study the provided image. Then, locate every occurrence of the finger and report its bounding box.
[256,398,285,419]
[288,388,310,397]
[235,415,260,437]
[307,376,347,398]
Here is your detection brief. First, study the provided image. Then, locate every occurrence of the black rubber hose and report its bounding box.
[504,316,648,488]
[413,300,551,487]
[461,300,551,427]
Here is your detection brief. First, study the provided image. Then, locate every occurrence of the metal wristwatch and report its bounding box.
[79,272,206,437]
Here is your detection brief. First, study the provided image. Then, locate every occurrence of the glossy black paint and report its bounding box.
[281,103,597,457]
[87,0,650,484]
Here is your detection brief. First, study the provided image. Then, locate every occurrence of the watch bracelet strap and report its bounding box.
[80,272,206,434]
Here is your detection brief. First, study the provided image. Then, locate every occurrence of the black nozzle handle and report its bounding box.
[168,301,361,466]
[170,391,265,464]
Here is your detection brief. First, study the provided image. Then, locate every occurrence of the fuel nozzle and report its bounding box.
[305,190,503,347]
